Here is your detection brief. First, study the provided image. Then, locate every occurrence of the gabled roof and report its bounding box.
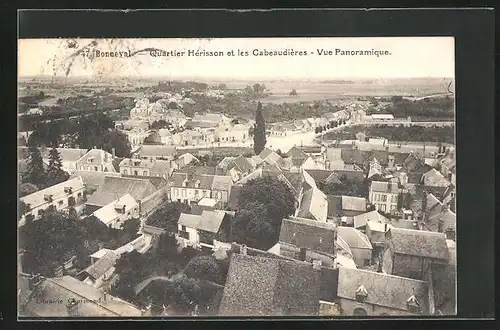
[211,175,233,191]
[82,251,117,280]
[337,267,429,313]
[370,181,399,194]
[422,168,451,187]
[231,155,255,173]
[20,177,85,210]
[336,227,372,250]
[92,194,138,226]
[387,228,449,260]
[279,217,336,255]
[353,210,389,229]
[197,210,226,233]
[304,169,336,184]
[119,158,155,169]
[86,176,157,207]
[77,149,113,165]
[69,171,121,188]
[138,145,177,158]
[285,146,309,167]
[327,195,342,218]
[178,213,202,228]
[218,254,321,316]
[341,196,367,212]
[297,187,328,222]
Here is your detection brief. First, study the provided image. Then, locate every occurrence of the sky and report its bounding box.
[18,37,455,79]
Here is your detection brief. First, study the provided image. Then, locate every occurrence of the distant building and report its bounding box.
[369,181,400,214]
[336,227,372,268]
[137,145,177,161]
[119,157,176,179]
[170,172,233,206]
[91,193,139,229]
[296,187,328,222]
[76,149,117,173]
[177,210,233,249]
[77,251,118,289]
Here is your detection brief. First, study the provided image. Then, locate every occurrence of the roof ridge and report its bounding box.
[339,267,428,284]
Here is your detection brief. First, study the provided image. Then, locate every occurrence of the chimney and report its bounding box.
[66,298,79,317]
[299,247,307,261]
[384,223,388,232]
[312,259,322,270]
[111,148,116,158]
[240,244,247,256]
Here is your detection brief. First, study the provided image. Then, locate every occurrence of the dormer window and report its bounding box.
[194,180,201,188]
[355,285,368,303]
[44,194,53,202]
[87,157,94,163]
[63,187,73,194]
[407,295,421,314]
[182,179,188,187]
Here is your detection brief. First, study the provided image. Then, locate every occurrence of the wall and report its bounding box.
[365,228,386,246]
[369,191,398,213]
[381,247,393,274]
[351,247,373,268]
[177,224,199,246]
[140,186,168,216]
[339,298,417,316]
[170,186,211,204]
[392,253,424,280]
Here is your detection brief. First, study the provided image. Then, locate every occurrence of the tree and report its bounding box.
[24,144,46,187]
[157,233,180,260]
[184,255,222,284]
[46,147,69,186]
[19,182,39,197]
[253,102,267,155]
[147,202,191,232]
[218,83,227,90]
[289,89,298,97]
[103,130,132,158]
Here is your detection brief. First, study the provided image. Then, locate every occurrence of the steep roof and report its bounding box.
[337,267,429,313]
[336,227,372,250]
[76,149,113,165]
[119,158,155,169]
[285,146,309,167]
[341,196,367,212]
[370,181,399,194]
[304,169,336,184]
[178,213,202,228]
[297,187,328,222]
[279,217,336,255]
[138,145,177,158]
[422,168,451,187]
[92,194,138,226]
[231,155,255,173]
[353,210,389,229]
[387,228,449,260]
[218,254,321,316]
[81,251,117,280]
[86,176,157,207]
[198,210,226,233]
[20,177,85,210]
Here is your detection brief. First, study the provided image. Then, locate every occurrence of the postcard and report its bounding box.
[17,36,456,318]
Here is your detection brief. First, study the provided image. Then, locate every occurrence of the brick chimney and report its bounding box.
[240,244,247,256]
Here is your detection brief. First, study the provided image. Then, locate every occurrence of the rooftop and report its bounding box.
[20,176,85,210]
[279,217,336,255]
[387,227,449,260]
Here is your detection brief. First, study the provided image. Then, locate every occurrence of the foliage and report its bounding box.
[253,102,267,155]
[19,209,89,276]
[184,255,223,284]
[234,176,296,250]
[46,148,70,187]
[319,175,369,198]
[102,130,132,158]
[23,144,46,188]
[146,201,191,232]
[150,119,171,130]
[379,96,455,119]
[156,233,180,260]
[19,183,39,197]
[323,124,455,144]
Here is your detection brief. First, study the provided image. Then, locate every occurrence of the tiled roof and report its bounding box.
[178,213,202,228]
[198,210,226,233]
[217,156,236,170]
[227,185,242,210]
[20,177,85,210]
[327,195,342,218]
[170,172,232,191]
[353,210,389,229]
[285,146,309,167]
[422,168,451,187]
[69,171,121,188]
[370,181,399,193]
[337,267,429,313]
[77,149,113,165]
[20,275,141,317]
[119,158,155,169]
[341,196,367,212]
[297,187,328,222]
[304,169,336,184]
[86,176,157,207]
[279,217,336,255]
[138,145,177,158]
[92,194,138,226]
[211,175,233,191]
[387,228,449,260]
[150,160,174,177]
[82,251,117,280]
[157,128,172,137]
[336,227,372,250]
[218,254,321,316]
[231,155,255,173]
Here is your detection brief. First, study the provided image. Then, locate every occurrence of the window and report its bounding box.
[94,166,98,171]
[58,200,64,206]
[179,231,190,240]
[392,195,398,203]
[363,259,371,266]
[353,308,367,316]
[134,170,138,176]
[143,170,148,176]
[355,285,368,303]
[380,204,386,212]
[382,195,387,202]
[181,225,186,231]
[174,188,179,196]
[182,189,187,197]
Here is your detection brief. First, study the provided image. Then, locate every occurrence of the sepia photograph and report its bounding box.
[17,36,457,318]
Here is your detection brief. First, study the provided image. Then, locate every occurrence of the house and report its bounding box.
[216,155,256,181]
[175,152,199,168]
[422,168,451,187]
[170,172,233,206]
[157,129,173,145]
[353,209,390,231]
[327,195,367,222]
[177,210,232,249]
[304,169,337,186]
[38,147,88,175]
[19,176,85,226]
[91,194,139,229]
[192,113,231,126]
[325,148,345,170]
[218,253,322,316]
[337,267,429,316]
[369,181,400,214]
[296,187,328,222]
[119,157,176,179]
[424,204,456,240]
[85,176,159,212]
[120,128,151,149]
[382,228,449,280]
[117,119,150,131]
[18,274,142,317]
[336,227,372,268]
[370,114,395,121]
[277,217,337,267]
[77,251,118,289]
[137,145,177,161]
[268,122,298,137]
[285,146,318,170]
[76,149,117,173]
[215,123,250,142]
[365,220,392,257]
[69,171,121,194]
